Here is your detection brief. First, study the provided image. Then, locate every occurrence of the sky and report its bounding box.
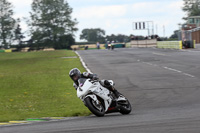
[10,0,186,41]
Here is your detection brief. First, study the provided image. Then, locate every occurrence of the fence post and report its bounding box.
[193,40,196,49]
[146,40,147,48]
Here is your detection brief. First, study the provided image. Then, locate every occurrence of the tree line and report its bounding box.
[183,0,200,18]
[79,28,133,44]
[0,0,77,50]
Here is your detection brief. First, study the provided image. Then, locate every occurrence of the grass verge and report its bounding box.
[0,50,90,122]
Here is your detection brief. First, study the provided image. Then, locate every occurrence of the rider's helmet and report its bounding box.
[69,68,81,82]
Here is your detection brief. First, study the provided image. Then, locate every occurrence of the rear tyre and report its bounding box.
[119,99,132,115]
[85,97,105,117]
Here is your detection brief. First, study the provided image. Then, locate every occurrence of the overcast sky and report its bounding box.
[10,0,185,41]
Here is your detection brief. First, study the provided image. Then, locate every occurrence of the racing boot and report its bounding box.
[104,80,126,101]
[113,88,126,101]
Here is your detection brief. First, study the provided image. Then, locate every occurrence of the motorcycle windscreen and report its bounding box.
[77,78,94,98]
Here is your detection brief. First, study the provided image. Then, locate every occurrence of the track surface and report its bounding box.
[1,48,200,133]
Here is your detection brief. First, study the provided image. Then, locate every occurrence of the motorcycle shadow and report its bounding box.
[88,113,134,119]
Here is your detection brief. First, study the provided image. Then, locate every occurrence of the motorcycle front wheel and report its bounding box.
[85,97,105,117]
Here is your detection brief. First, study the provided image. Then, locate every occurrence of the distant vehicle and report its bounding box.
[106,43,125,50]
[84,46,88,50]
[112,43,126,48]
[77,78,132,117]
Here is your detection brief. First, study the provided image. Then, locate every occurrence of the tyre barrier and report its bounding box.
[157,41,183,49]
[0,49,12,53]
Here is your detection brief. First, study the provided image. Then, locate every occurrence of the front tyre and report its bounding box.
[84,97,105,117]
[119,99,132,115]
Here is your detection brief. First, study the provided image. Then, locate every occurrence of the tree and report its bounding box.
[80,28,105,43]
[183,0,200,18]
[14,19,24,46]
[56,34,75,49]
[169,30,179,40]
[105,34,131,43]
[29,0,78,49]
[0,0,16,48]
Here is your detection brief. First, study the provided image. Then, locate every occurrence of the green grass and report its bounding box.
[0,50,90,122]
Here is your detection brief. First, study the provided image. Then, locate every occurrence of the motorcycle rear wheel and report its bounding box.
[85,97,105,117]
[119,99,132,115]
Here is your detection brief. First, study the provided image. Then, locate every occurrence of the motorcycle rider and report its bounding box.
[69,68,124,100]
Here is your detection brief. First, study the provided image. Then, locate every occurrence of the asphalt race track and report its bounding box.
[1,48,200,133]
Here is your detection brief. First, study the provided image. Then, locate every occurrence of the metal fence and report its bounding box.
[178,30,192,41]
[179,27,200,44]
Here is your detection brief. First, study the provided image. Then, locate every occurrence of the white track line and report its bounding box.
[75,51,93,73]
[140,60,195,78]
[144,62,154,66]
[180,49,200,53]
[163,67,182,73]
[152,52,170,56]
[182,73,195,78]
[160,66,195,78]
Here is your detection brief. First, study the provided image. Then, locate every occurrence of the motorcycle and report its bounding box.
[77,78,132,117]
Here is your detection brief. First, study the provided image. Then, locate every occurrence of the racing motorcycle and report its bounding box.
[77,78,132,117]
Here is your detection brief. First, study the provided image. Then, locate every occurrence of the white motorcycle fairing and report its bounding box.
[77,79,113,111]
